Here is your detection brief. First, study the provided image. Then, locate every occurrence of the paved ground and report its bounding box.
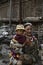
[0,44,10,65]
[0,44,42,65]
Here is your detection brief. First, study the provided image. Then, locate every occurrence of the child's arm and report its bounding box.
[10,39,17,49]
[10,39,22,48]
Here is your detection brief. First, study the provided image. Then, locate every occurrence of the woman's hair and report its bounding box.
[24,23,32,28]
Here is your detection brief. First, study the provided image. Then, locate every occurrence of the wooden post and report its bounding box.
[9,0,12,34]
[19,0,22,24]
[9,0,12,27]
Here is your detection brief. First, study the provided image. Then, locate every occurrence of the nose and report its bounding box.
[29,30,31,32]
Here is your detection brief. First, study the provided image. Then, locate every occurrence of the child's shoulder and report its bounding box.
[13,35,16,38]
[12,35,18,43]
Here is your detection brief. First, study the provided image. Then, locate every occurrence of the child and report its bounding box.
[10,24,26,53]
[9,24,26,65]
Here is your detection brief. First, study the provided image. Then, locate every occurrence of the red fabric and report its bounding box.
[13,34,26,44]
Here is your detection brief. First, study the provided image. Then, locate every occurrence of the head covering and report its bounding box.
[24,23,32,27]
[16,24,25,31]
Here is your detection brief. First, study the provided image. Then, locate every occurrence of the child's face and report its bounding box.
[16,29,24,35]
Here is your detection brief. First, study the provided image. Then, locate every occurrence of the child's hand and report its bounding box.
[12,39,18,43]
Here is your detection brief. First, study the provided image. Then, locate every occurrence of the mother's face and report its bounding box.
[25,25,32,35]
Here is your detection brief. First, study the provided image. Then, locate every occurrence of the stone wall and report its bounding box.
[0,0,43,37]
[0,0,19,19]
[0,0,43,19]
[0,2,9,18]
[22,0,43,19]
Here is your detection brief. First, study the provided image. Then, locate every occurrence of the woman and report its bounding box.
[22,23,39,65]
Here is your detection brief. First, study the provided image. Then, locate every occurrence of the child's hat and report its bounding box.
[16,24,25,31]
